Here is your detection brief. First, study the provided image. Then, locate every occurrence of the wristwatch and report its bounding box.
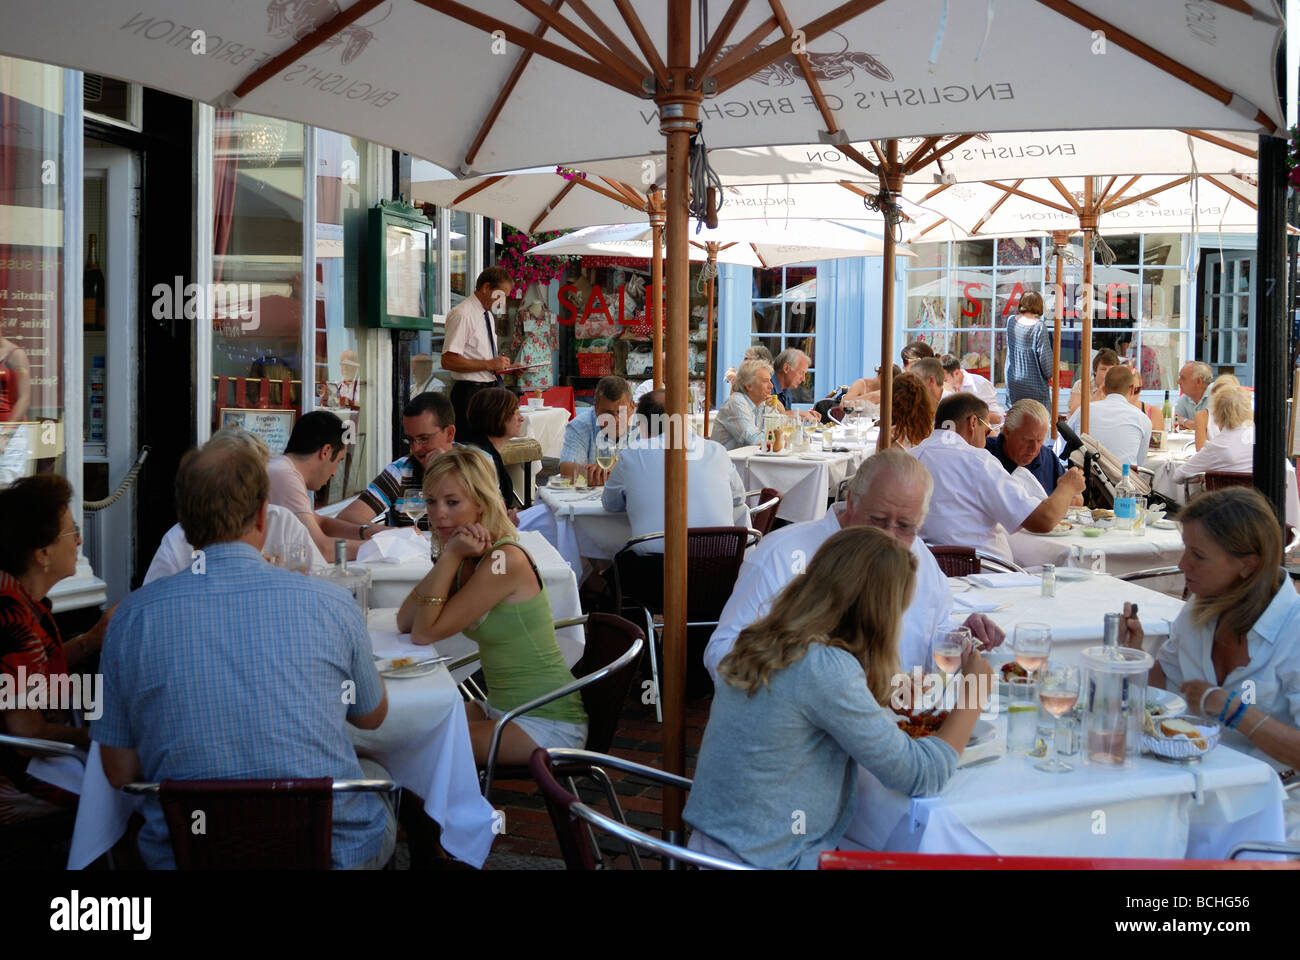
[359,523,372,540]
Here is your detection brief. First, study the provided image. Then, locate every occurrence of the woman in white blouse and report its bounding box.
[1191,374,1241,450]
[1123,488,1300,838]
[1174,385,1253,483]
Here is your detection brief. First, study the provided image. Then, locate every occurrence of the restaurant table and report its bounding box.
[1009,522,1186,578]
[351,529,585,668]
[533,484,633,579]
[949,572,1184,656]
[727,442,869,523]
[520,404,568,459]
[843,743,1286,860]
[46,628,498,868]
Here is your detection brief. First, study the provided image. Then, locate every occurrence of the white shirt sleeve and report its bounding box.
[443,302,474,357]
[978,454,1043,532]
[142,523,192,585]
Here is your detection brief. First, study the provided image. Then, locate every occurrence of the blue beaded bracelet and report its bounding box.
[1227,701,1249,729]
[1217,690,1239,723]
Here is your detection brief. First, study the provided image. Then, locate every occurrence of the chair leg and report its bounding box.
[644,608,663,724]
[586,766,643,871]
[566,775,608,870]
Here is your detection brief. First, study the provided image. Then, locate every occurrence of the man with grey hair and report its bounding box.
[1174,361,1213,429]
[142,427,326,584]
[560,375,639,485]
[704,450,1005,681]
[985,398,1076,500]
[770,347,819,423]
[713,359,774,450]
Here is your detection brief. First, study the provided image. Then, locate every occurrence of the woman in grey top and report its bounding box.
[1003,291,1055,407]
[683,526,993,868]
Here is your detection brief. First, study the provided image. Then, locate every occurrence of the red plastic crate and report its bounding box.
[577,352,615,377]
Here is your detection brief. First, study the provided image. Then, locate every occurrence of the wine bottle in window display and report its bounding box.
[83,234,105,331]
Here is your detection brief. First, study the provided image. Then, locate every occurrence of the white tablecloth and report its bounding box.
[951,572,1185,653]
[532,485,634,579]
[727,443,868,523]
[844,744,1286,860]
[1009,524,1186,578]
[49,634,498,868]
[351,529,585,667]
[520,405,569,460]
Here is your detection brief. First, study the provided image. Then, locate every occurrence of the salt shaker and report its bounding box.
[1040,563,1056,598]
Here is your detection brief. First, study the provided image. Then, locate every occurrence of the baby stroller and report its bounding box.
[1056,420,1174,512]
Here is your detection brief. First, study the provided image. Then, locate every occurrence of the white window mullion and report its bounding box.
[194,104,215,443]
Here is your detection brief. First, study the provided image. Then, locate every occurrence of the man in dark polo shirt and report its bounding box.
[985,398,1076,500]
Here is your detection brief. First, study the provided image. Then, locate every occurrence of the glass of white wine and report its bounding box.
[400,496,427,528]
[595,433,617,474]
[1035,663,1080,773]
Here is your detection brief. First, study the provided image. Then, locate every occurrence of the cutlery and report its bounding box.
[382,655,453,671]
[962,754,1002,769]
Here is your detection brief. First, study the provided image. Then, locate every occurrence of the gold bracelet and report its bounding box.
[414,591,446,606]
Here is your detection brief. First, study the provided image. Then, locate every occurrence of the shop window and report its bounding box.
[751,264,816,403]
[0,57,65,483]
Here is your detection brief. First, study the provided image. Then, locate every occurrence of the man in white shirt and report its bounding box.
[268,410,369,559]
[442,266,515,427]
[704,449,1006,682]
[143,428,326,584]
[1066,363,1152,467]
[908,356,947,410]
[602,391,748,553]
[915,393,1085,562]
[940,354,1004,424]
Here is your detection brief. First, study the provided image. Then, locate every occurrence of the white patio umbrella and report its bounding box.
[4,0,1285,836]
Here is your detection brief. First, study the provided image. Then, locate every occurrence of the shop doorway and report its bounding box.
[1198,249,1255,385]
[82,146,139,604]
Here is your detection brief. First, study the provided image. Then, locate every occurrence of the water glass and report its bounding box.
[1132,496,1147,537]
[1055,711,1081,757]
[283,544,311,574]
[1007,677,1038,753]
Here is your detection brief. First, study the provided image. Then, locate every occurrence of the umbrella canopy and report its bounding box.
[526,217,903,266]
[0,2,1284,176]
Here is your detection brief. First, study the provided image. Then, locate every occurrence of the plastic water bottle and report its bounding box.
[1114,464,1136,531]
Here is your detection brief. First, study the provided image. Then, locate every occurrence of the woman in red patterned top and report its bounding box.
[0,475,112,823]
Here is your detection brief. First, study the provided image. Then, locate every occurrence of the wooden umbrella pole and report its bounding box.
[1080,221,1096,436]
[1051,230,1068,439]
[876,140,901,453]
[650,191,665,390]
[657,0,698,841]
[704,243,718,437]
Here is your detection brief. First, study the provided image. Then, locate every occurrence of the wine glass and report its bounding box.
[933,626,970,709]
[1035,663,1081,773]
[1012,622,1052,683]
[283,544,311,574]
[595,433,617,474]
[400,496,427,528]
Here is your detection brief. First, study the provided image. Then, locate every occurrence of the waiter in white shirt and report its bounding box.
[913,393,1084,562]
[602,390,749,551]
[939,354,1005,424]
[704,450,1006,682]
[442,266,515,427]
[1065,364,1152,467]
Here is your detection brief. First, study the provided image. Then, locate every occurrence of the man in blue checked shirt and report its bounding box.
[95,442,394,869]
[559,375,638,486]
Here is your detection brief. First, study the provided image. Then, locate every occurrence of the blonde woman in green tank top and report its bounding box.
[396,448,587,765]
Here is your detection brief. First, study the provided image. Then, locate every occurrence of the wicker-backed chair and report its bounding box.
[121,778,396,869]
[0,734,85,869]
[747,487,783,537]
[1204,471,1255,491]
[928,545,980,577]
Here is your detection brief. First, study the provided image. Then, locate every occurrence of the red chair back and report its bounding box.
[927,544,981,578]
[542,386,575,421]
[750,487,782,537]
[573,614,645,755]
[157,778,335,869]
[529,750,598,870]
[1204,471,1254,492]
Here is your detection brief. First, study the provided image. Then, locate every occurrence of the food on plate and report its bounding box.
[1053,521,1072,533]
[389,657,415,669]
[1090,508,1115,519]
[1000,661,1029,680]
[893,709,949,739]
[1158,717,1208,751]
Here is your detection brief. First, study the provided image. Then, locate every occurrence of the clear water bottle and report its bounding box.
[313,538,371,616]
[1114,464,1136,531]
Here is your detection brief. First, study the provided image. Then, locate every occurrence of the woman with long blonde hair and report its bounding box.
[396,447,587,762]
[1122,487,1300,838]
[683,526,992,868]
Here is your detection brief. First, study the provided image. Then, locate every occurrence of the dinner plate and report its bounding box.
[376,656,444,679]
[968,718,997,747]
[752,449,794,457]
[1146,687,1188,717]
[1151,519,1179,530]
[1028,523,1073,538]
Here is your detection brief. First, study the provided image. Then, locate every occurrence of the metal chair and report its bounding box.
[827,405,845,424]
[746,486,783,537]
[1119,565,1188,600]
[1178,469,1253,502]
[121,778,396,869]
[1228,841,1300,861]
[530,747,753,871]
[458,613,645,801]
[0,734,86,869]
[928,545,980,577]
[821,850,1299,869]
[611,527,760,722]
[975,550,1028,574]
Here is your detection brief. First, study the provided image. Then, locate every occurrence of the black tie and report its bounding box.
[484,310,503,386]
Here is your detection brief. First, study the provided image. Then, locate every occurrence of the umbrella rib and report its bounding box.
[232,0,388,99]
[413,0,640,95]
[1045,177,1082,214]
[1202,174,1257,209]
[767,0,843,138]
[916,182,952,203]
[915,216,952,240]
[1181,129,1258,159]
[460,0,565,169]
[711,0,890,93]
[708,16,781,78]
[1030,0,1276,130]
[837,180,874,199]
[1094,175,1119,207]
[905,133,979,175]
[511,0,646,90]
[751,244,770,269]
[564,0,654,78]
[529,180,577,233]
[598,177,651,209]
[573,175,649,209]
[613,0,669,88]
[1101,175,1140,209]
[902,137,940,169]
[1104,175,1193,212]
[452,175,506,205]
[970,184,1017,235]
[694,0,754,77]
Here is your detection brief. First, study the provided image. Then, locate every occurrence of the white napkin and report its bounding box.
[356,527,430,564]
[967,572,1041,589]
[952,593,1003,613]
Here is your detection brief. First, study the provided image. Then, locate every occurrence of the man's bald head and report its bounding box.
[843,449,934,547]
